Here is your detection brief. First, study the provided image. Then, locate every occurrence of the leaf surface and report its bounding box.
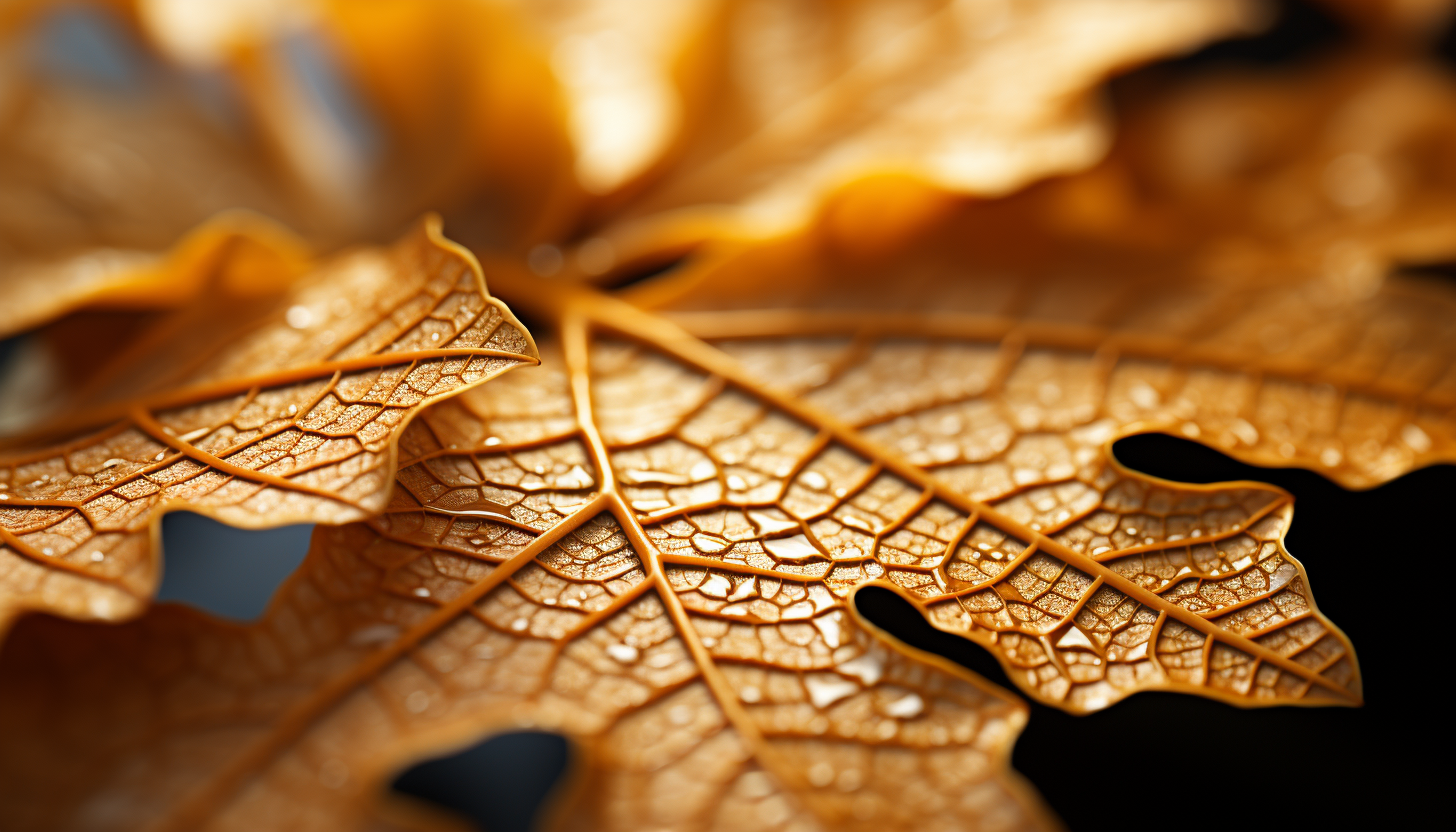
[0,217,535,635]
[0,246,1391,828]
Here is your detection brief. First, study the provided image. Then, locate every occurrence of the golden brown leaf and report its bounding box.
[96,0,1255,269]
[589,0,1263,263]
[0,213,1411,827]
[0,0,579,329]
[0,338,1055,832]
[0,216,536,635]
[0,45,315,334]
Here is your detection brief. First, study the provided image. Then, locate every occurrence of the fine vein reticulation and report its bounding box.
[0,217,537,636]
[0,269,1363,831]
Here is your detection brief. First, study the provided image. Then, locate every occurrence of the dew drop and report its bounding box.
[350,624,401,646]
[527,244,563,276]
[42,548,54,557]
[808,761,836,787]
[511,618,529,632]
[803,672,858,708]
[90,551,104,562]
[739,685,762,703]
[799,470,829,490]
[285,305,314,329]
[318,758,349,790]
[606,643,639,663]
[404,690,430,713]
[883,692,925,719]
[739,770,774,799]
[470,538,485,546]
[838,651,884,685]
[1402,423,1432,453]
[763,534,821,562]
[413,587,431,598]
[484,437,502,447]
[286,404,297,416]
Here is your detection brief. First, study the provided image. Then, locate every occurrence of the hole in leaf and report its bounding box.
[1396,259,1456,287]
[155,513,312,621]
[858,433,1446,828]
[391,731,570,832]
[855,585,1014,691]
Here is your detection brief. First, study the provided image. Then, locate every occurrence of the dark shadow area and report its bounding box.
[391,732,571,832]
[156,513,313,621]
[599,250,695,293]
[1436,14,1456,69]
[1135,0,1346,76]
[853,432,1451,829]
[1398,259,1456,287]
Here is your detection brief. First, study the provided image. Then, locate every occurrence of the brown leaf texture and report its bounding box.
[0,236,1397,829]
[0,326,1058,832]
[0,216,536,636]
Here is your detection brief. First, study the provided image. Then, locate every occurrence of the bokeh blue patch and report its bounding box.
[156,512,313,621]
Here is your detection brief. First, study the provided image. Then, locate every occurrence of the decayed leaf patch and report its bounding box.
[0,217,536,635]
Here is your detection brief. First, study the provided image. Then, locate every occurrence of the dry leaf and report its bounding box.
[0,212,310,340]
[0,217,535,636]
[1113,55,1456,266]
[0,44,316,335]
[0,0,578,329]
[89,0,1255,268]
[0,217,1412,828]
[589,0,1263,263]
